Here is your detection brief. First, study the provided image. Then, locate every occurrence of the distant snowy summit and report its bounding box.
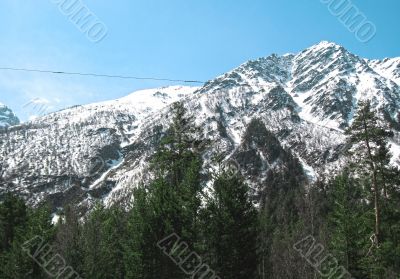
[0,102,19,128]
[203,40,400,130]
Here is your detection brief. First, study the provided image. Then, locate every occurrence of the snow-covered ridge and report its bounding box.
[34,85,198,125]
[24,85,199,146]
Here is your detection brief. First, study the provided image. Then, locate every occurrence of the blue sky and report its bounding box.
[0,0,399,121]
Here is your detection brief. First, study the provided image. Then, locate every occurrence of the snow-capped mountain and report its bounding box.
[289,41,399,130]
[0,102,19,128]
[1,41,399,211]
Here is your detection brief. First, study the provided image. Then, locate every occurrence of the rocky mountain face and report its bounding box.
[1,41,399,211]
[0,103,19,128]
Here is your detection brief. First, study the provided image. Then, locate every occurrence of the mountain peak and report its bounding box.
[310,40,342,50]
[301,41,351,58]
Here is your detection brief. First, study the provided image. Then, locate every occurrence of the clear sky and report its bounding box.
[0,0,399,121]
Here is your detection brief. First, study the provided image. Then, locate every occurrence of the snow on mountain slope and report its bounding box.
[51,85,197,125]
[368,57,400,85]
[0,86,196,207]
[289,41,400,130]
[1,41,399,210]
[36,85,198,145]
[0,102,20,128]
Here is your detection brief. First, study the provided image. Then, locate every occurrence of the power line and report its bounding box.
[0,66,206,84]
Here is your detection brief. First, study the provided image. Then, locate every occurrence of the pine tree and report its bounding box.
[81,204,127,279]
[202,171,258,279]
[124,186,152,279]
[54,205,83,275]
[345,101,393,246]
[124,102,204,279]
[0,193,28,252]
[328,172,370,278]
[377,165,400,277]
[345,101,400,277]
[0,200,55,279]
[258,154,307,278]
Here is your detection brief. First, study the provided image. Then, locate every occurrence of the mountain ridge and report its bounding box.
[1,41,399,211]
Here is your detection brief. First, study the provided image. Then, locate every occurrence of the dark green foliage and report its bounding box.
[54,205,83,274]
[0,193,27,252]
[327,172,370,278]
[124,186,154,279]
[81,204,127,279]
[0,195,55,279]
[202,172,259,279]
[258,160,309,278]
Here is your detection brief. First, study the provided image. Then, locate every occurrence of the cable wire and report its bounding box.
[0,66,205,84]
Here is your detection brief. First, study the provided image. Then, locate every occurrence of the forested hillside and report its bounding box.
[1,102,399,278]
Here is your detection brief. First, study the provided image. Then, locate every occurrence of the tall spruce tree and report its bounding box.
[202,171,258,279]
[124,185,154,279]
[345,101,400,277]
[0,193,27,252]
[54,205,84,275]
[81,204,127,279]
[258,150,307,277]
[345,101,393,245]
[328,172,370,278]
[124,102,203,279]
[0,198,55,279]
